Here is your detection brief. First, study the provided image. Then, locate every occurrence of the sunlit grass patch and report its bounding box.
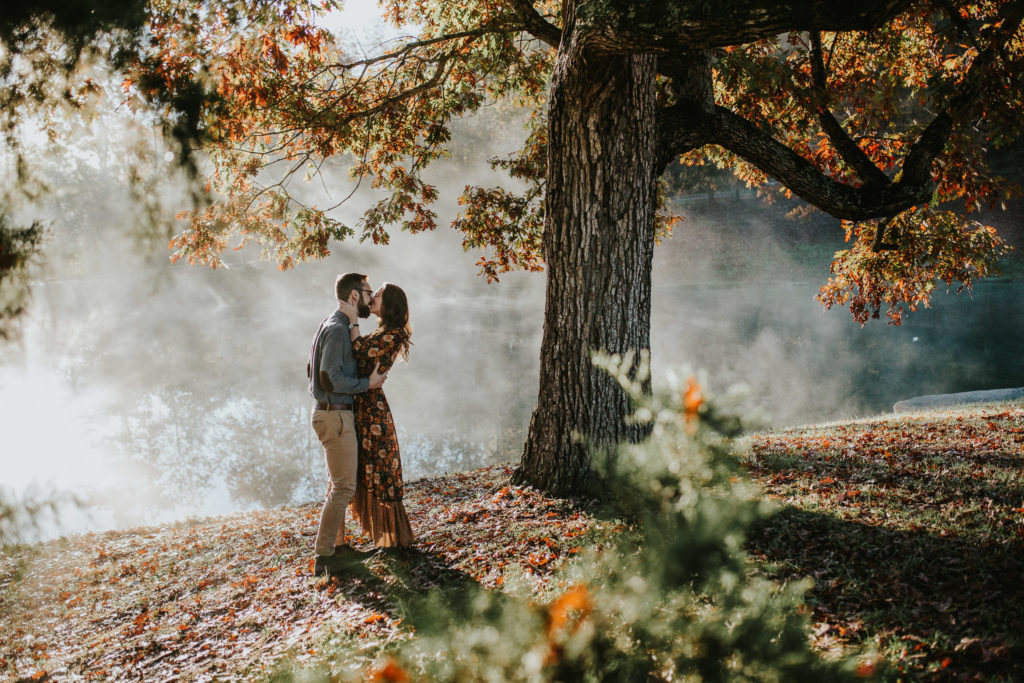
[745,400,1024,680]
[0,465,611,681]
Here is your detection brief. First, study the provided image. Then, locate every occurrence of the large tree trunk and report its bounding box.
[514,30,658,496]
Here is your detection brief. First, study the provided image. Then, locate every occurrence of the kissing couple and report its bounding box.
[306,272,415,575]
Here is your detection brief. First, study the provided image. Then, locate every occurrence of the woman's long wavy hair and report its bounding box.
[377,283,412,361]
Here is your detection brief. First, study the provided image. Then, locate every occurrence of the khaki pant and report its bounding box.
[311,408,358,557]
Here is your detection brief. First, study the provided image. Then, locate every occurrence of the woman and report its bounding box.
[341,283,415,547]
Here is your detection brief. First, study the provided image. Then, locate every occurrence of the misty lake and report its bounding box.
[3,177,1022,541]
[653,278,1024,422]
[4,265,1021,541]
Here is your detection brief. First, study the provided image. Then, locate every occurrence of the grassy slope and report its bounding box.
[0,467,605,682]
[2,402,1023,682]
[746,400,1024,681]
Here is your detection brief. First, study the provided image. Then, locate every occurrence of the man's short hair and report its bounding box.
[336,272,367,301]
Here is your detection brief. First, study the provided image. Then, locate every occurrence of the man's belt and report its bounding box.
[315,402,353,411]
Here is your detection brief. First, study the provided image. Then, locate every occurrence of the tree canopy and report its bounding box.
[4,1,1022,319]
[109,0,1021,323]
[4,0,1023,493]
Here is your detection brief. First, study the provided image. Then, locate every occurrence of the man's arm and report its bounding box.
[319,326,370,395]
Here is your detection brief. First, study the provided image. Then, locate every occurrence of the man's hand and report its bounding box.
[338,299,358,320]
[368,362,387,390]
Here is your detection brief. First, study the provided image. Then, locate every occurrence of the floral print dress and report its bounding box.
[350,327,414,547]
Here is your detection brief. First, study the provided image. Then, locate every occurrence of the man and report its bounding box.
[307,272,387,575]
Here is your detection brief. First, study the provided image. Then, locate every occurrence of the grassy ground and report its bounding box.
[745,400,1024,681]
[0,467,607,682]
[2,401,1023,681]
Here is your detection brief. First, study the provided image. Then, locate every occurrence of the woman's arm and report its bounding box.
[337,300,361,342]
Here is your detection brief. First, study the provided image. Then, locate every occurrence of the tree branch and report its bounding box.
[289,54,454,135]
[505,0,562,47]
[871,215,896,251]
[576,0,913,54]
[329,24,522,70]
[655,51,716,171]
[708,105,931,219]
[655,1,1024,221]
[901,0,1024,188]
[809,31,892,187]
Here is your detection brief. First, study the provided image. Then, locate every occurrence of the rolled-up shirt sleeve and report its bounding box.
[320,325,370,395]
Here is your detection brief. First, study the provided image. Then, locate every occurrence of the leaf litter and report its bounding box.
[745,401,1024,681]
[3,402,1023,681]
[0,465,602,681]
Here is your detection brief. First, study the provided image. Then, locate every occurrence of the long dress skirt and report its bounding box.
[350,329,414,547]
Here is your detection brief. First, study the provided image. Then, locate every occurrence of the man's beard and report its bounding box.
[358,302,371,318]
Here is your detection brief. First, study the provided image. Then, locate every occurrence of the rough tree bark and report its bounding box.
[514,22,658,495]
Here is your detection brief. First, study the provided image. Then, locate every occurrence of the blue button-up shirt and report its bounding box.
[308,310,369,404]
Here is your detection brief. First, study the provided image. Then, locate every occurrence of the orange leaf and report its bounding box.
[547,584,592,636]
[368,658,409,682]
[854,660,878,677]
[683,376,703,431]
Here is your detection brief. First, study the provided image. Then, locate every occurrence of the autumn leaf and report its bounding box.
[367,657,410,682]
[683,376,703,433]
[854,659,878,677]
[544,583,594,665]
[547,584,592,637]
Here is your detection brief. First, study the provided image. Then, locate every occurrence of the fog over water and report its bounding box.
[0,105,547,539]
[2,55,1022,541]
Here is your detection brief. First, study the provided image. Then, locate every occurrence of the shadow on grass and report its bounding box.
[748,507,1024,680]
[320,545,487,631]
[369,546,480,592]
[756,446,1024,506]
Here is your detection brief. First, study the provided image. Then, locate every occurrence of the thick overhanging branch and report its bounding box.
[656,103,713,172]
[655,51,716,172]
[575,0,914,53]
[505,0,562,47]
[709,105,931,220]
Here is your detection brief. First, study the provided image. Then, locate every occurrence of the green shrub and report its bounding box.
[369,353,879,682]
